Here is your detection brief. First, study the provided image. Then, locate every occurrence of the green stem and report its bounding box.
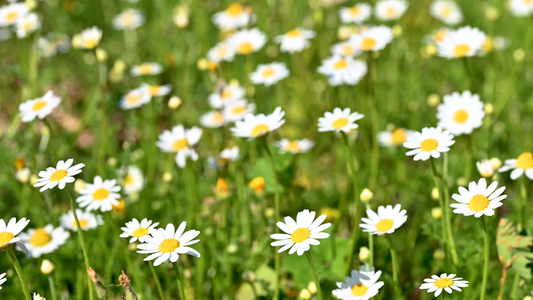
[48,276,58,300]
[173,264,187,300]
[520,176,527,228]
[305,252,323,300]
[510,272,520,298]
[148,262,165,300]
[66,189,95,300]
[342,133,360,274]
[497,268,507,300]
[7,248,31,300]
[365,203,374,268]
[480,217,489,300]
[390,244,400,298]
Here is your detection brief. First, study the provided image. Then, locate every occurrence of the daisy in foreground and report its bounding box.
[60,210,102,231]
[76,176,122,212]
[450,178,506,218]
[274,28,315,53]
[137,222,200,266]
[318,107,364,133]
[19,225,70,258]
[436,26,486,59]
[332,266,384,299]
[437,90,484,136]
[131,62,163,76]
[120,218,159,243]
[250,62,289,86]
[419,273,468,297]
[19,90,61,122]
[0,218,30,252]
[317,55,367,86]
[360,204,407,235]
[34,159,85,192]
[231,106,285,139]
[270,209,331,256]
[275,139,314,154]
[403,127,455,161]
[499,152,533,180]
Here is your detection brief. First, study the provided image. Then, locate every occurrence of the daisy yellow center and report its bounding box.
[32,100,47,111]
[341,45,355,56]
[237,42,254,54]
[333,59,348,70]
[525,0,532,4]
[132,227,148,238]
[386,7,397,18]
[286,29,302,38]
[23,21,35,31]
[434,277,454,289]
[290,227,310,243]
[440,5,452,16]
[50,169,68,182]
[231,105,246,115]
[351,283,368,296]
[30,228,52,247]
[92,188,110,201]
[212,112,224,124]
[420,138,438,152]
[284,141,301,152]
[348,7,361,16]
[124,174,134,186]
[516,152,533,169]
[6,11,18,23]
[139,65,153,74]
[262,68,275,78]
[148,85,160,96]
[121,12,135,26]
[251,124,269,137]
[332,117,349,129]
[226,3,244,17]
[221,89,232,99]
[0,231,14,246]
[453,109,469,124]
[83,38,99,49]
[73,219,89,229]
[126,94,141,105]
[361,37,377,51]
[391,129,407,145]
[172,138,188,151]
[216,47,228,58]
[376,219,394,232]
[468,194,489,212]
[453,44,471,57]
[159,238,180,253]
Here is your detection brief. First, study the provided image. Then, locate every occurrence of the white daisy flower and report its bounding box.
[274,28,316,53]
[317,55,367,86]
[220,146,240,162]
[76,176,122,212]
[207,42,236,63]
[131,62,163,76]
[112,9,145,30]
[476,159,495,178]
[137,222,200,266]
[230,106,285,139]
[208,85,245,109]
[419,273,469,297]
[19,225,70,258]
[119,86,151,110]
[275,139,314,154]
[78,26,102,50]
[34,159,85,192]
[38,33,70,58]
[332,266,385,300]
[430,0,463,25]
[270,209,331,256]
[0,218,30,253]
[437,90,485,136]
[250,62,289,86]
[318,107,364,133]
[156,125,202,153]
[121,165,144,195]
[450,178,506,218]
[360,204,407,235]
[120,218,159,243]
[339,3,372,24]
[212,3,254,30]
[378,128,413,147]
[223,99,255,123]
[375,0,408,21]
[403,127,455,161]
[60,209,102,232]
[143,84,172,97]
[227,28,267,55]
[0,3,28,27]
[350,26,394,52]
[0,272,5,290]
[19,90,61,123]
[510,0,533,17]
[33,293,45,300]
[331,40,361,57]
[200,111,226,128]
[499,152,533,180]
[15,12,40,39]
[436,26,486,59]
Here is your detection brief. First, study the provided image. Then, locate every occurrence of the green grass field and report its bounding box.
[1,0,533,299]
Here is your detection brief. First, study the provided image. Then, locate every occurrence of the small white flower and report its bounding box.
[112,9,145,30]
[275,139,314,154]
[220,146,239,161]
[223,99,255,123]
[119,86,151,110]
[270,209,331,256]
[212,3,254,30]
[350,26,394,52]
[318,107,364,133]
[131,62,163,76]
[0,218,30,253]
[437,90,485,136]
[19,90,61,122]
[143,84,172,97]
[0,3,28,27]
[34,159,85,192]
[331,40,361,57]
[339,3,372,24]
[360,204,407,235]
[200,111,226,128]
[227,28,267,55]
[476,159,495,178]
[274,28,315,53]
[76,176,122,212]
[375,0,408,21]
[403,127,455,161]
[19,225,70,258]
[120,218,159,243]
[332,266,385,299]
[121,165,145,195]
[60,209,103,232]
[15,12,40,38]
[317,55,367,86]
[250,62,289,86]
[137,222,201,266]
[419,273,469,297]
[436,26,486,59]
[207,42,235,63]
[509,0,533,17]
[378,128,413,147]
[231,106,285,139]
[499,152,533,180]
[156,125,202,153]
[450,178,506,218]
[430,0,463,25]
[78,26,102,50]
[208,85,245,109]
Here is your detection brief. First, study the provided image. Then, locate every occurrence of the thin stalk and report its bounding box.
[390,243,400,298]
[342,133,360,274]
[148,262,165,300]
[365,203,374,268]
[510,272,520,298]
[497,268,507,300]
[520,176,527,228]
[6,248,31,300]
[480,217,489,300]
[305,252,323,300]
[48,276,58,300]
[173,264,187,300]
[66,189,95,300]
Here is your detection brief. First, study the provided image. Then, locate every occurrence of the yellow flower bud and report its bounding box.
[514,49,525,62]
[484,103,494,115]
[299,289,311,299]
[425,45,437,57]
[431,207,442,220]
[360,188,373,203]
[25,0,38,10]
[358,246,370,261]
[168,96,182,109]
[173,5,190,28]
[197,58,208,71]
[95,48,107,62]
[485,6,499,21]
[162,172,173,182]
[307,282,317,294]
[431,187,439,200]
[427,94,440,107]
[107,157,117,167]
[456,177,468,187]
[30,174,37,185]
[229,79,240,87]
[71,34,82,49]
[265,208,274,218]
[74,179,86,194]
[392,25,402,37]
[41,259,55,274]
[490,157,502,170]
[433,249,445,260]
[249,177,265,194]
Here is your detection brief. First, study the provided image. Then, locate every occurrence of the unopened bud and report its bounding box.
[162,172,172,182]
[307,281,317,294]
[300,289,311,299]
[427,94,440,107]
[88,268,108,299]
[490,157,502,170]
[433,249,445,260]
[484,103,494,115]
[360,188,373,203]
[431,207,442,220]
[119,271,138,300]
[74,179,86,194]
[95,48,107,62]
[358,246,370,261]
[40,259,55,274]
[431,187,439,200]
[168,96,182,109]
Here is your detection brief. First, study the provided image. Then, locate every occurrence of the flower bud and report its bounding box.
[358,246,370,261]
[433,249,445,260]
[95,48,107,62]
[427,94,440,107]
[431,187,439,200]
[74,179,86,194]
[168,96,182,109]
[307,281,317,294]
[484,103,494,115]
[431,207,442,220]
[40,259,55,274]
[88,268,108,299]
[490,157,502,170]
[360,188,373,203]
[162,172,172,182]
[300,289,311,299]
